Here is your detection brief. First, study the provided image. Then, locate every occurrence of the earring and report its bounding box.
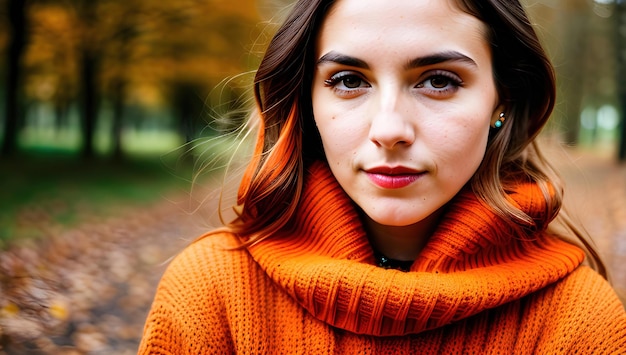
[494,112,506,128]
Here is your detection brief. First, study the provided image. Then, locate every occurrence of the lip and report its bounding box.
[364,166,424,189]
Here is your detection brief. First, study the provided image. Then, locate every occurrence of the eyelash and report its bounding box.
[323,70,464,97]
[324,72,369,95]
[416,70,463,94]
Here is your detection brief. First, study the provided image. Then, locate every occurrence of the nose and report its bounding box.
[368,94,416,149]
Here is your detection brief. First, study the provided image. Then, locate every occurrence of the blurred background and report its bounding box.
[0,0,625,353]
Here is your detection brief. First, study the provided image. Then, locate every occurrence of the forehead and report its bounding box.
[317,0,489,62]
[323,0,483,29]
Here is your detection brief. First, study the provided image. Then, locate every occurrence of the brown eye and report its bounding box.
[342,76,363,89]
[430,76,450,89]
[325,71,371,97]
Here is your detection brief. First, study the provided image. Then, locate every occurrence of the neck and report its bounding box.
[361,208,444,261]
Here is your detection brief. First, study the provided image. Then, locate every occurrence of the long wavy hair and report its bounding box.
[225,0,605,275]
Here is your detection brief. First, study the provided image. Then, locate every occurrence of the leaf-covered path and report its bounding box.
[546,144,626,302]
[0,199,201,354]
[0,144,624,354]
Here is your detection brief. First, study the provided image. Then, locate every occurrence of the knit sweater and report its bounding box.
[139,161,626,354]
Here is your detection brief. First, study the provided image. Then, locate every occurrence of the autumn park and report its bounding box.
[0,0,625,353]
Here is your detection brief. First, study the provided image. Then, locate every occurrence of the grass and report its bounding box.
[0,124,251,248]
[0,147,198,248]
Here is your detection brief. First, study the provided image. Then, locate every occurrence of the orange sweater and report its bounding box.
[139,162,626,354]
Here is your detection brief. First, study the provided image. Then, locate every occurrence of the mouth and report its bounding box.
[364,166,425,189]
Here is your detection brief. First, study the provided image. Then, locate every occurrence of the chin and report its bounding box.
[366,212,426,228]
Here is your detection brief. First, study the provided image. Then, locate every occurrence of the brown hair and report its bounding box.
[455,0,605,275]
[226,0,605,275]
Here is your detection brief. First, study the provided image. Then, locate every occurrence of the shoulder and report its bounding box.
[169,231,244,268]
[554,265,624,312]
[139,232,254,354]
[532,266,626,352]
[160,231,251,295]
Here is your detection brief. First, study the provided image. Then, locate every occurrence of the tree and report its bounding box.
[2,0,28,157]
[101,1,140,161]
[74,0,100,159]
[553,0,591,145]
[132,0,262,143]
[5,0,264,159]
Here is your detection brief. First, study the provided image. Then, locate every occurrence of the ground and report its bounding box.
[544,142,626,301]
[0,199,200,354]
[0,142,624,354]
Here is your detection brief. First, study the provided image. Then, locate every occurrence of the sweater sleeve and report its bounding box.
[138,237,235,354]
[536,266,626,353]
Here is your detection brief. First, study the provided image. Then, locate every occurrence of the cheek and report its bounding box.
[451,142,487,169]
[313,107,366,162]
[434,119,490,169]
[316,121,362,165]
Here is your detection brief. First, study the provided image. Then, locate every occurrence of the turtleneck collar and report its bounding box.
[246,161,585,336]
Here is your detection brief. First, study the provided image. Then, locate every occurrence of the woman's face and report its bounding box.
[312,0,501,229]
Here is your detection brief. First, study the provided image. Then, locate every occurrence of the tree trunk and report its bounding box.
[109,19,136,162]
[111,78,125,161]
[79,49,99,159]
[77,0,100,159]
[2,0,28,157]
[559,10,589,146]
[172,82,204,144]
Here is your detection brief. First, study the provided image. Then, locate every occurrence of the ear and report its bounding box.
[491,105,506,128]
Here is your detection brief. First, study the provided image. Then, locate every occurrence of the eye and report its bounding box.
[340,76,363,89]
[429,76,452,89]
[324,71,370,93]
[415,71,463,96]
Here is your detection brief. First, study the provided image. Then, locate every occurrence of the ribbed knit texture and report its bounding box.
[139,161,626,354]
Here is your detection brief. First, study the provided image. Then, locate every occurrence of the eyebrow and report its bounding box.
[316,50,477,69]
[405,51,477,69]
[317,51,370,69]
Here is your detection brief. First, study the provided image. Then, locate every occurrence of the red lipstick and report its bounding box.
[365,166,423,189]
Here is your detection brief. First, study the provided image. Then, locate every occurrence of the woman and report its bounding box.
[139,0,626,353]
